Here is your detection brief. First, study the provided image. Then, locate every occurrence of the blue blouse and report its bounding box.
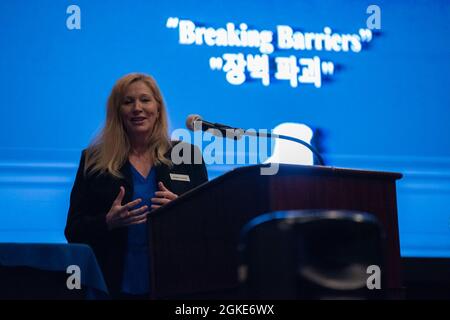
[121,164,156,295]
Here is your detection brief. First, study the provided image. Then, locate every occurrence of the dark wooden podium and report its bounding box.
[148,164,402,298]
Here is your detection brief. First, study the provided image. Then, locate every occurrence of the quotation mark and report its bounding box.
[359,28,373,42]
[166,17,179,28]
[209,57,224,70]
[321,61,334,75]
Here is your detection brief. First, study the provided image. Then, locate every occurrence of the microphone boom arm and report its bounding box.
[188,115,324,166]
[241,130,325,166]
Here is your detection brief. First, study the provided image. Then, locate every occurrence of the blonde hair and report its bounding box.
[84,73,172,178]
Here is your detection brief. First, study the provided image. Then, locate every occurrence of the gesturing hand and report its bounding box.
[151,182,178,210]
[106,186,149,230]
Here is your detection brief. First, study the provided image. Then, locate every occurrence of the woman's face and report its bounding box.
[120,80,159,139]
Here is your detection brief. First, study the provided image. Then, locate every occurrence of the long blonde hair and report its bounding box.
[84,73,172,178]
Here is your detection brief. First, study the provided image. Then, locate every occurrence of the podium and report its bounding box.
[148,164,402,299]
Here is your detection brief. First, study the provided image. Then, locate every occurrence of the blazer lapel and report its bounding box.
[155,162,173,191]
[119,160,134,203]
[154,143,177,190]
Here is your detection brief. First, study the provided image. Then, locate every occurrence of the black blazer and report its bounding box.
[64,142,208,296]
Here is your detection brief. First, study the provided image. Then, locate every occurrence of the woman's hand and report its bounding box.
[106,186,149,230]
[151,182,178,210]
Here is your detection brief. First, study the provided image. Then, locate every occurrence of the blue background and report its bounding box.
[0,0,449,257]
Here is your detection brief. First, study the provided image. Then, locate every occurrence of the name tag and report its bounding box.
[170,173,191,182]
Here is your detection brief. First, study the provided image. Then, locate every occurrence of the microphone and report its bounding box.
[184,114,325,165]
[186,114,240,138]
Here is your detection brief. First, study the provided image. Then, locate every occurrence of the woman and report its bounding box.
[65,73,208,299]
